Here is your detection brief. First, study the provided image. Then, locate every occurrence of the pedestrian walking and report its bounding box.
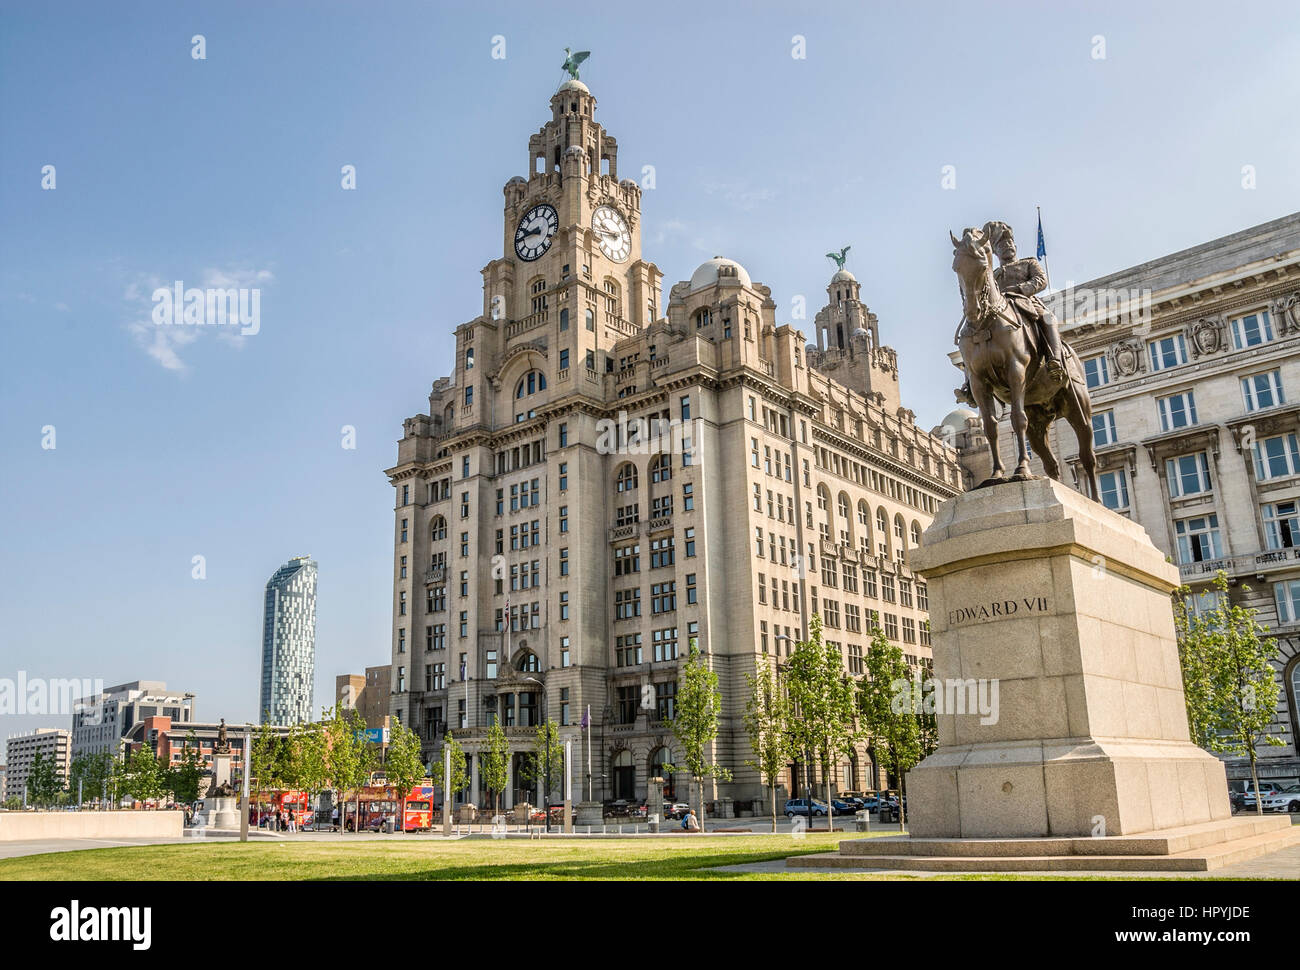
[331,806,339,832]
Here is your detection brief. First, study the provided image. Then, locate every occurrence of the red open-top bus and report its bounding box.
[344,784,434,832]
[251,789,313,828]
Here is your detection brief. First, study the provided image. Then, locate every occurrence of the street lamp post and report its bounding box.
[521,675,550,832]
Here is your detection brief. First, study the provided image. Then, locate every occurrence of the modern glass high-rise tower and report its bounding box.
[259,556,317,725]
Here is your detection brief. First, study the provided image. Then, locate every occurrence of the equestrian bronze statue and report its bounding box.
[950,221,1097,500]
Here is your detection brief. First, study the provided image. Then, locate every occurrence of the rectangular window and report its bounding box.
[1148,334,1188,371]
[1083,354,1110,389]
[916,583,928,611]
[1175,514,1223,564]
[686,573,697,605]
[559,422,568,447]
[1263,501,1299,550]
[1254,434,1300,481]
[652,627,679,662]
[616,633,643,666]
[902,617,916,644]
[1099,469,1130,512]
[559,348,569,370]
[1157,391,1198,432]
[1241,370,1285,412]
[1274,579,1300,625]
[559,505,569,532]
[881,574,896,603]
[1230,310,1274,350]
[863,569,877,599]
[561,636,571,668]
[1166,453,1211,498]
[615,588,642,620]
[1092,410,1117,448]
[680,395,691,421]
[464,385,474,406]
[398,628,406,653]
[883,613,899,640]
[651,581,676,614]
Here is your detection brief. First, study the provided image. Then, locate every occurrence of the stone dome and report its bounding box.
[689,256,752,293]
[506,175,526,186]
[805,342,818,353]
[557,78,590,95]
[564,145,585,156]
[852,327,868,339]
[940,406,977,432]
[832,268,857,283]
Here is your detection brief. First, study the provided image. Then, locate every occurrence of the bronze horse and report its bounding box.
[951,225,1097,499]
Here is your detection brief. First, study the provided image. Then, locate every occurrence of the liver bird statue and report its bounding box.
[562,48,590,80]
[825,246,851,270]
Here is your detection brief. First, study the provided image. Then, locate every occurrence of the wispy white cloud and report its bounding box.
[125,266,273,372]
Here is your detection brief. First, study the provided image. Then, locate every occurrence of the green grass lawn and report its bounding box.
[0,833,875,881]
[2,832,1273,881]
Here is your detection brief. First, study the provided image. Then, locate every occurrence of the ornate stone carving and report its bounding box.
[1111,338,1144,377]
[1275,291,1300,335]
[1189,317,1223,357]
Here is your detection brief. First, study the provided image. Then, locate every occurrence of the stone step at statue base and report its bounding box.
[786,816,1299,873]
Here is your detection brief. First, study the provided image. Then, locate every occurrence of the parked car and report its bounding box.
[1260,785,1300,814]
[663,802,691,820]
[1241,783,1283,810]
[830,799,859,816]
[602,799,630,818]
[835,793,866,809]
[784,798,828,818]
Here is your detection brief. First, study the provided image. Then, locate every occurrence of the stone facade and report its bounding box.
[385,78,962,811]
[4,728,71,803]
[946,213,1300,789]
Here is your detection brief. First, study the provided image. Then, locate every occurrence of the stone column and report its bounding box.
[906,479,1231,839]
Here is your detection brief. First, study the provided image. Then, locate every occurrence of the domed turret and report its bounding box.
[689,256,752,293]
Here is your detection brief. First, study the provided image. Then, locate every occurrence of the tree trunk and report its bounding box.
[770,783,777,834]
[1249,748,1263,816]
[824,769,835,834]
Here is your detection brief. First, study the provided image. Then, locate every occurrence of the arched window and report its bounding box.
[465,347,474,370]
[816,486,829,511]
[857,500,870,527]
[649,746,674,799]
[650,453,672,483]
[515,369,548,399]
[515,651,539,673]
[616,463,639,492]
[876,508,888,534]
[894,514,906,543]
[430,516,447,542]
[837,495,850,521]
[910,521,922,547]
[695,308,712,329]
[611,749,635,800]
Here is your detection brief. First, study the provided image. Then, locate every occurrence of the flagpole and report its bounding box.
[1037,205,1052,291]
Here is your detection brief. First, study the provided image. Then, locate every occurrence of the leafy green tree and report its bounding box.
[785,614,859,831]
[481,721,511,817]
[250,720,282,800]
[167,733,206,804]
[384,715,426,827]
[123,745,165,806]
[323,706,376,831]
[669,638,732,825]
[526,719,565,811]
[431,732,469,821]
[297,717,331,823]
[1174,571,1286,813]
[859,625,922,826]
[69,752,115,806]
[26,751,65,807]
[744,656,794,832]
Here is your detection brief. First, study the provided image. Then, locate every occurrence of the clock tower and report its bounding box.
[478,75,662,373]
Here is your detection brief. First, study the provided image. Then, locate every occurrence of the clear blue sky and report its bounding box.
[2,1,1297,740]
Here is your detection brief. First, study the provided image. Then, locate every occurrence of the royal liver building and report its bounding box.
[385,70,960,811]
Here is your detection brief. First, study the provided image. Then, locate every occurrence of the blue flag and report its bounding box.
[1036,211,1047,262]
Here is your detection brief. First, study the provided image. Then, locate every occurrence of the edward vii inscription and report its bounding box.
[947,595,1050,627]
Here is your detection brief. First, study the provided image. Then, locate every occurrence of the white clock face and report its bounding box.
[515,204,558,262]
[592,205,631,262]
